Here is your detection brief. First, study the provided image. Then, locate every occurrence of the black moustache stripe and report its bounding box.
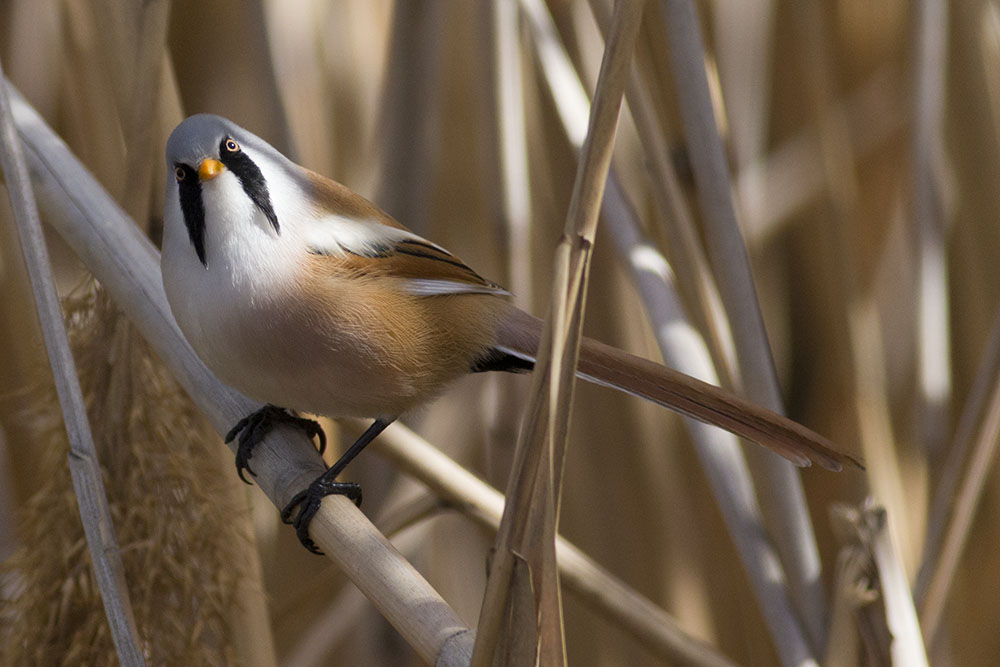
[218,143,280,234]
[176,163,207,266]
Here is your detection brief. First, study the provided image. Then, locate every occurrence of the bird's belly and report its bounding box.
[165,255,507,420]
[190,304,427,418]
[173,287,503,421]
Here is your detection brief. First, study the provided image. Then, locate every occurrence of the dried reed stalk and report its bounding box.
[915,307,1000,640]
[491,0,533,308]
[915,6,1000,642]
[830,503,929,665]
[525,1,821,662]
[599,183,802,665]
[0,59,143,665]
[785,2,877,651]
[471,1,645,664]
[584,0,738,385]
[659,0,827,659]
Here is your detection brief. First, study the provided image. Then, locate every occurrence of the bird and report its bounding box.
[161,114,860,553]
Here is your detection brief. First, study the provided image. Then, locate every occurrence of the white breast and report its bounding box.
[162,168,303,395]
[162,164,421,418]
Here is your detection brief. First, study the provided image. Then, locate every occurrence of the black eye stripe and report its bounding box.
[216,138,280,234]
[175,163,207,266]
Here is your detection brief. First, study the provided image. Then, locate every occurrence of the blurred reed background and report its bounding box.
[0,0,996,665]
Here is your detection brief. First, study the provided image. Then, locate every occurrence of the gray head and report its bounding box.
[165,114,289,170]
[164,114,291,265]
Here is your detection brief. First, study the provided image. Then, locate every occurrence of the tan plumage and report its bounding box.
[291,251,511,417]
[162,114,860,550]
[292,198,860,471]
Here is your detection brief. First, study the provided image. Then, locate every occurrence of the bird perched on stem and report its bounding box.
[161,114,860,553]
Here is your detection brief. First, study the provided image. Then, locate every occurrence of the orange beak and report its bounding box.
[198,158,225,181]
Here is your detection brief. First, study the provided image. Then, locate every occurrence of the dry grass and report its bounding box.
[1,288,259,665]
[0,0,997,665]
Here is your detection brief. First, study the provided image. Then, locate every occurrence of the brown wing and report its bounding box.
[303,168,411,231]
[302,169,509,296]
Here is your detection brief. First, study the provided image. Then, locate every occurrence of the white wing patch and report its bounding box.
[304,214,445,257]
[494,345,537,364]
[403,278,511,297]
[305,213,511,298]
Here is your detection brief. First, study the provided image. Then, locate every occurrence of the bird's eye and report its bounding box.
[174,166,186,181]
[224,139,240,153]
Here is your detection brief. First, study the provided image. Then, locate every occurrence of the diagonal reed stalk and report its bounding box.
[659,0,829,658]
[583,0,738,388]
[0,63,144,665]
[524,0,826,661]
[471,2,645,664]
[915,306,1000,641]
[916,6,1000,641]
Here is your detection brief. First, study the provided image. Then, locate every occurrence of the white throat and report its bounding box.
[160,154,312,375]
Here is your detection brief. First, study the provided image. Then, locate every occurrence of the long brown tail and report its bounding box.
[495,308,862,472]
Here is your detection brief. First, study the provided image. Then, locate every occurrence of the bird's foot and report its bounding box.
[276,418,391,553]
[280,474,363,554]
[225,404,327,483]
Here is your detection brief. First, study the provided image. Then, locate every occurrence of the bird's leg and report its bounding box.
[281,417,394,554]
[225,404,327,483]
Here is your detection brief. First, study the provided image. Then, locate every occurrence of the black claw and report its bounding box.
[298,418,327,456]
[279,417,392,554]
[224,405,327,484]
[235,440,257,484]
[280,490,307,524]
[281,478,363,554]
[237,461,256,485]
[314,424,327,456]
[224,416,249,444]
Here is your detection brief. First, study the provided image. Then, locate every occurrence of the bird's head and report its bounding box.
[164,114,298,267]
